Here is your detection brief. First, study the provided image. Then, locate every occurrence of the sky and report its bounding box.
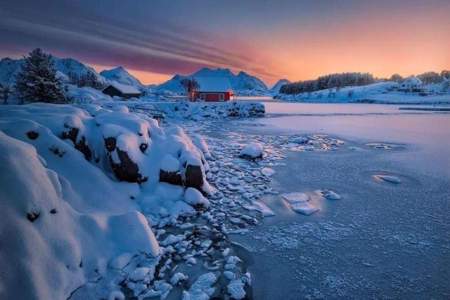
[0,0,449,86]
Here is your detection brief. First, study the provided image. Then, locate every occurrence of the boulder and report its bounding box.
[184,164,204,191]
[61,126,92,161]
[159,170,183,186]
[104,137,147,183]
[239,142,263,160]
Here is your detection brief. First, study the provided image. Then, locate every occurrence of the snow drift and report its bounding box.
[0,103,213,299]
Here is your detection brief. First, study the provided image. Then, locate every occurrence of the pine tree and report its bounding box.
[15,48,66,103]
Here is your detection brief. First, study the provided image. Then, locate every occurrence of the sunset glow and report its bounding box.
[1,0,449,85]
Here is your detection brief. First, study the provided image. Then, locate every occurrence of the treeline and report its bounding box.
[67,71,105,89]
[280,72,375,94]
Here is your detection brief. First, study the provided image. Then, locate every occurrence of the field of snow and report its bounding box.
[0,103,221,299]
[276,81,450,104]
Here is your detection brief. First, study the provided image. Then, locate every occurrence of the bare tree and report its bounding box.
[181,78,199,99]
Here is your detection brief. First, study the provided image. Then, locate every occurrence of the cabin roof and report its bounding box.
[194,76,232,92]
[107,82,141,94]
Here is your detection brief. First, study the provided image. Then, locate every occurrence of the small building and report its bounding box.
[103,82,142,99]
[191,77,233,102]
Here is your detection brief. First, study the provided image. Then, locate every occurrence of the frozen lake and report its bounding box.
[223,103,450,299]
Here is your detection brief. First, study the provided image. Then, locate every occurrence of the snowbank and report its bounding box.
[0,131,158,299]
[127,100,265,120]
[276,81,450,104]
[0,103,213,298]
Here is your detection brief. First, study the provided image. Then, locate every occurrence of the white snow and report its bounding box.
[276,81,450,104]
[0,102,218,299]
[160,154,181,172]
[109,252,134,269]
[0,130,159,299]
[227,279,246,299]
[182,272,217,300]
[282,192,319,215]
[240,142,263,159]
[184,187,210,208]
[373,174,402,184]
[243,201,275,217]
[109,82,141,94]
[100,66,144,89]
[129,267,154,281]
[261,167,275,176]
[320,190,342,200]
[108,290,125,300]
[170,272,188,285]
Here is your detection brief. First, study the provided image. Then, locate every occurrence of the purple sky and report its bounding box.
[1,0,449,85]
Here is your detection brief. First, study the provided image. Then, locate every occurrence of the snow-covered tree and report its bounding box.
[69,71,104,89]
[389,74,403,82]
[0,83,12,104]
[15,48,66,103]
[417,72,443,84]
[280,72,375,95]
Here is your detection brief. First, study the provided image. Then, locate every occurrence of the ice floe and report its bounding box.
[282,192,320,215]
[373,174,402,184]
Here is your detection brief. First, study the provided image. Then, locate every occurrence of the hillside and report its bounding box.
[0,56,105,87]
[275,81,450,104]
[100,66,144,89]
[271,79,290,93]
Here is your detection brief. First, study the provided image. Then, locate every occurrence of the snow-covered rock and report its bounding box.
[227,278,246,299]
[239,142,263,159]
[282,193,319,215]
[184,187,210,208]
[0,130,159,300]
[320,190,342,200]
[182,272,218,300]
[0,102,217,299]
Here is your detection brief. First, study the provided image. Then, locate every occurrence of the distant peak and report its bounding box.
[111,66,127,72]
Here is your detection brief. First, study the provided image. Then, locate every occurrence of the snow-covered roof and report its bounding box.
[109,82,141,94]
[194,76,233,92]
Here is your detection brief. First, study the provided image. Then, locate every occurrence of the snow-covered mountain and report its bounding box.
[271,79,291,93]
[54,57,105,84]
[100,66,144,89]
[156,67,269,95]
[0,56,105,86]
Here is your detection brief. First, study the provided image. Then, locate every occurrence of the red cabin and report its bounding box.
[190,77,234,102]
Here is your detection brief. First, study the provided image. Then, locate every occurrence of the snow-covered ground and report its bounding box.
[276,81,450,104]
